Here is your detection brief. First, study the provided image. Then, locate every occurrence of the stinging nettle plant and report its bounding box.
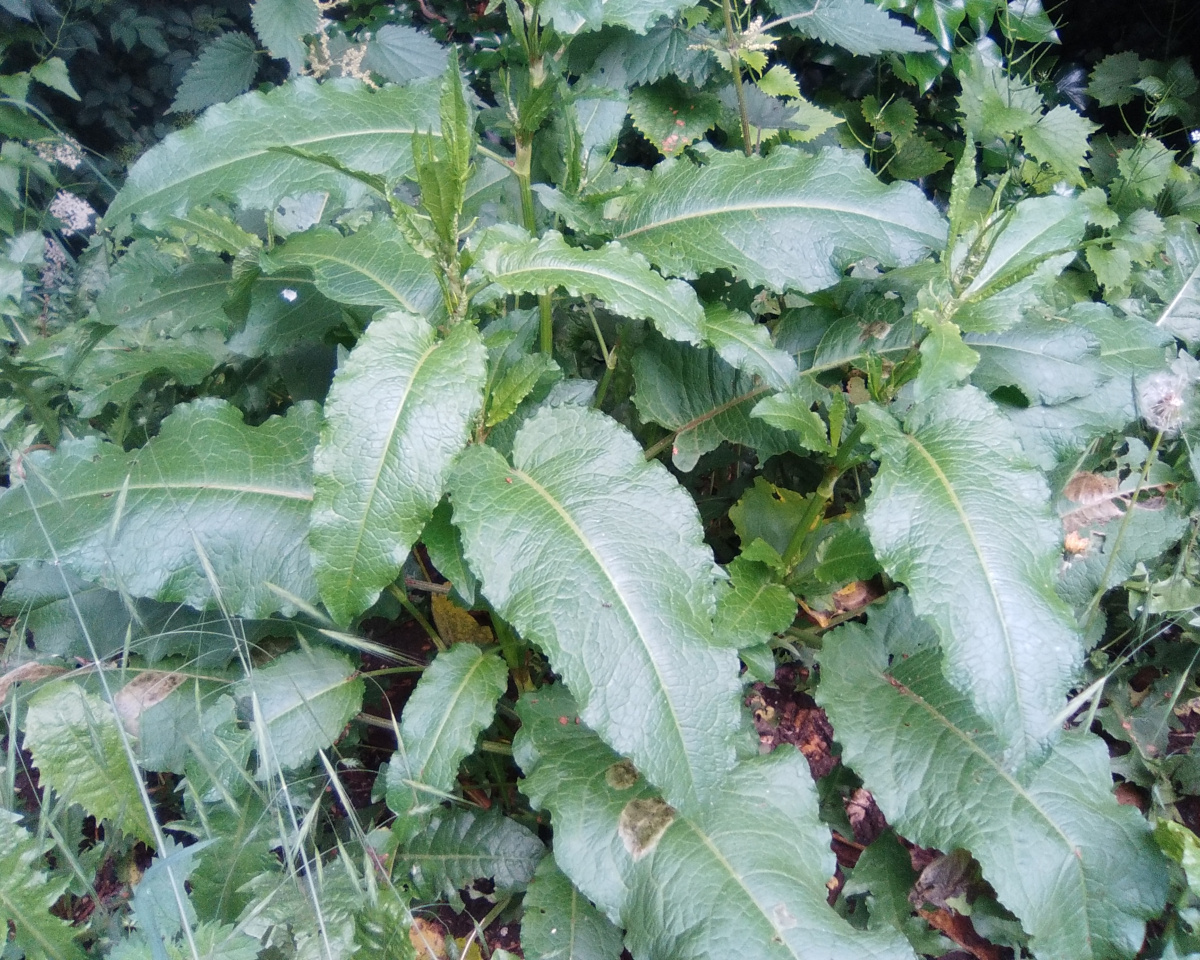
[2,0,1200,957]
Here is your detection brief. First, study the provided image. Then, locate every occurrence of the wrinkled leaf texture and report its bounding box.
[613,147,947,293]
[0,399,318,619]
[310,312,486,624]
[819,604,1166,960]
[105,78,441,231]
[861,387,1083,767]
[450,405,745,812]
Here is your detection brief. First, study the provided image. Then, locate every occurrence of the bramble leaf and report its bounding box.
[613,147,946,294]
[861,387,1084,765]
[362,24,448,85]
[105,78,441,232]
[0,399,319,619]
[311,312,486,624]
[450,406,746,812]
[24,684,155,844]
[386,644,508,843]
[819,603,1167,960]
[251,0,320,73]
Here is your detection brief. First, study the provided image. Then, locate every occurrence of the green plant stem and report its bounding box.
[782,424,864,570]
[514,136,555,353]
[721,0,753,156]
[387,584,447,651]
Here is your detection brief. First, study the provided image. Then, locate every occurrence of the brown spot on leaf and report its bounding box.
[605,759,639,790]
[618,797,675,860]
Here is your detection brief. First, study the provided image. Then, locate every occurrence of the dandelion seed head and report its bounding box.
[1137,371,1190,434]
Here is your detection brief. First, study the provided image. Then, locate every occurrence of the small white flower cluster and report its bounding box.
[29,136,85,170]
[48,190,95,236]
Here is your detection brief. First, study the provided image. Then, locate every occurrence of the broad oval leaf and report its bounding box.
[238,646,363,772]
[623,749,916,960]
[261,219,442,316]
[104,77,441,232]
[0,399,318,619]
[860,388,1083,766]
[515,689,915,960]
[24,684,155,845]
[472,229,705,344]
[386,644,508,843]
[450,405,745,812]
[613,147,947,294]
[819,604,1167,960]
[311,312,486,624]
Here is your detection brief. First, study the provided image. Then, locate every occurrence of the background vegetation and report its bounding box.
[1,0,1199,958]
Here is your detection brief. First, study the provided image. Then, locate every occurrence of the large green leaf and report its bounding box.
[702,303,797,391]
[0,811,84,960]
[238,646,363,772]
[766,0,933,55]
[964,317,1104,405]
[261,220,442,316]
[311,312,486,624]
[632,336,790,472]
[538,0,694,35]
[522,857,624,960]
[104,77,441,231]
[612,147,946,294]
[860,387,1083,766]
[472,229,705,344]
[450,406,745,812]
[819,603,1167,960]
[398,808,544,902]
[0,399,319,619]
[515,688,914,960]
[24,684,155,844]
[385,644,508,843]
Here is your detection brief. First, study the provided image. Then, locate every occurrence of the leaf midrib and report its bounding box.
[882,667,1094,954]
[901,432,1029,749]
[490,259,687,322]
[511,466,696,804]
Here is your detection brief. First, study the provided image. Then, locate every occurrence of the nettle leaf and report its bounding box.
[251,0,320,73]
[0,811,84,960]
[629,78,721,158]
[385,644,508,843]
[516,690,914,960]
[310,312,486,624]
[1088,51,1143,107]
[399,808,544,902]
[964,317,1104,405]
[702,303,797,391]
[596,19,716,87]
[613,147,947,294]
[170,32,260,115]
[472,229,706,344]
[1019,105,1098,185]
[538,0,694,35]
[633,336,791,472]
[105,77,441,232]
[861,387,1084,766]
[450,405,745,812]
[261,220,442,316]
[819,606,1167,960]
[239,646,363,772]
[523,857,624,960]
[0,400,318,619]
[766,0,932,55]
[24,684,155,844]
[361,24,448,85]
